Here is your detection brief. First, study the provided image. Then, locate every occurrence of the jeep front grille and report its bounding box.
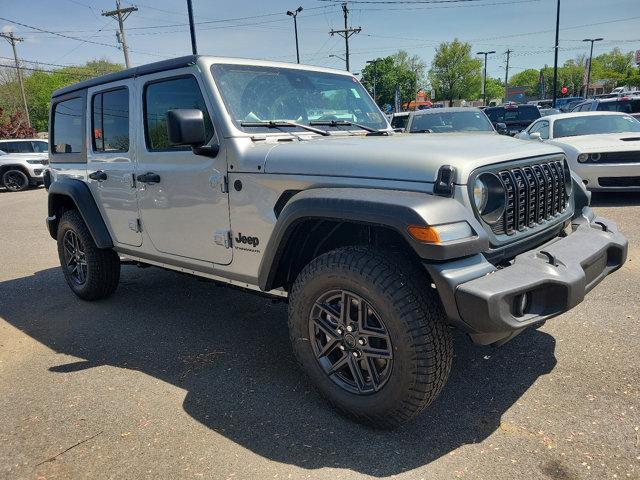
[492,160,569,236]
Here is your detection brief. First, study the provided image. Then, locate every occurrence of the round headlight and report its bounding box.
[473,177,488,212]
[474,173,506,224]
[590,153,601,162]
[577,153,589,163]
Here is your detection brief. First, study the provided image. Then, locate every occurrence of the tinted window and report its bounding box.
[553,115,640,138]
[144,76,213,151]
[53,97,84,154]
[597,99,640,114]
[93,88,129,153]
[409,110,493,133]
[391,115,408,129]
[484,106,539,122]
[0,141,33,153]
[31,141,48,153]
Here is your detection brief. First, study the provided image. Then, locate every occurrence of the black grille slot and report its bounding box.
[490,160,569,236]
[599,151,640,163]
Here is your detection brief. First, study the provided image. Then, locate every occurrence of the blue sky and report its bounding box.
[1,0,639,80]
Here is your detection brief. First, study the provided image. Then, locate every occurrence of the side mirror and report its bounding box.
[167,109,206,146]
[495,122,508,135]
[167,109,219,157]
[529,132,543,141]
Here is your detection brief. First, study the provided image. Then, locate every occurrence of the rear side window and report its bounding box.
[0,141,33,153]
[52,97,84,154]
[598,99,640,114]
[92,88,129,153]
[144,76,213,151]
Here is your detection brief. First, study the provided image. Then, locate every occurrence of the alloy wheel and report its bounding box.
[309,289,393,395]
[62,230,88,285]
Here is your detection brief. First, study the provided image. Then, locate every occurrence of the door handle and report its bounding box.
[136,172,161,184]
[88,170,107,181]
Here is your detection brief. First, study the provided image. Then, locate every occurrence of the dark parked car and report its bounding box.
[483,104,541,135]
[406,107,499,134]
[555,96,584,112]
[571,96,640,120]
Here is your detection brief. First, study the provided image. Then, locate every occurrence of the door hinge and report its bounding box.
[213,230,231,248]
[129,218,142,233]
[209,169,228,193]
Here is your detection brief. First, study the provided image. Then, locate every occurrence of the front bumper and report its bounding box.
[574,163,640,191]
[427,208,627,345]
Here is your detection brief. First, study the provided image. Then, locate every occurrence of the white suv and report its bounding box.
[0,139,49,192]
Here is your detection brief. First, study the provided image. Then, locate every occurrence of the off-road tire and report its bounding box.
[57,210,120,300]
[2,169,29,192]
[289,246,453,428]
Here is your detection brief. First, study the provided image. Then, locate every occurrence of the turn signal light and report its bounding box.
[407,225,441,243]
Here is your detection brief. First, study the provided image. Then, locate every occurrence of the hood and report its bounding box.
[552,133,640,152]
[262,133,563,184]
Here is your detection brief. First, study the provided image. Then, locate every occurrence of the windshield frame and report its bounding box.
[209,63,389,135]
[552,114,640,139]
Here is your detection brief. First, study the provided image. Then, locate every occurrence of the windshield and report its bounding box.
[553,115,640,138]
[485,106,539,122]
[409,110,493,133]
[211,64,387,133]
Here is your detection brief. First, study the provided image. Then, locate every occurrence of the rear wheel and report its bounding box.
[289,246,453,428]
[2,169,29,192]
[57,210,120,300]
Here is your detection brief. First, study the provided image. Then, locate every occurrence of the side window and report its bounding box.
[529,121,549,139]
[52,97,84,154]
[93,88,129,153]
[144,76,213,151]
[31,141,48,153]
[0,141,32,153]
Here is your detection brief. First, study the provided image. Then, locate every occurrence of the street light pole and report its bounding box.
[366,59,380,104]
[552,0,561,108]
[477,50,496,106]
[582,37,603,97]
[186,0,198,54]
[287,6,303,64]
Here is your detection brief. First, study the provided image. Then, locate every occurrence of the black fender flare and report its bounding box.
[47,178,113,248]
[258,187,488,291]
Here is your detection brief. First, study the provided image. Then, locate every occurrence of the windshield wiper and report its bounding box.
[240,120,330,136]
[309,120,388,135]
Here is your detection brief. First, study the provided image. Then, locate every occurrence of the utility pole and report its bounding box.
[102,0,138,68]
[582,37,603,98]
[186,0,198,54]
[287,6,303,63]
[504,49,512,103]
[477,50,496,106]
[329,2,361,71]
[0,32,30,128]
[552,0,560,108]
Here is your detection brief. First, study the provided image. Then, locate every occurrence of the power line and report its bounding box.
[329,2,361,71]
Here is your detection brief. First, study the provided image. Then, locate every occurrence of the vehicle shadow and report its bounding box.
[590,191,640,207]
[0,266,557,476]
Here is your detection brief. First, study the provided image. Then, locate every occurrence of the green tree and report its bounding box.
[0,59,123,133]
[360,50,424,108]
[509,69,541,96]
[484,77,504,102]
[428,39,481,106]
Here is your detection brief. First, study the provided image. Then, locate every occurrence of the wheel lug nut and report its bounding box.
[336,328,343,335]
[346,325,353,332]
[358,338,366,346]
[352,351,361,358]
[339,345,345,351]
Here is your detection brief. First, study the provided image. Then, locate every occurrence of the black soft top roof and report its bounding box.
[51,55,198,98]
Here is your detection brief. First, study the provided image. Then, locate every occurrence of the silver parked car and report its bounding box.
[45,56,627,427]
[516,111,640,191]
[0,139,49,192]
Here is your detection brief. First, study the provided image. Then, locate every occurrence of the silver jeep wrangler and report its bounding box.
[45,56,627,427]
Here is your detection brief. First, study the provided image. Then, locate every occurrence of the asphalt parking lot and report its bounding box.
[0,187,638,480]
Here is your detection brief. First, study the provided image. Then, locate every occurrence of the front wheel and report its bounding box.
[2,169,29,192]
[288,247,453,428]
[57,210,121,300]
